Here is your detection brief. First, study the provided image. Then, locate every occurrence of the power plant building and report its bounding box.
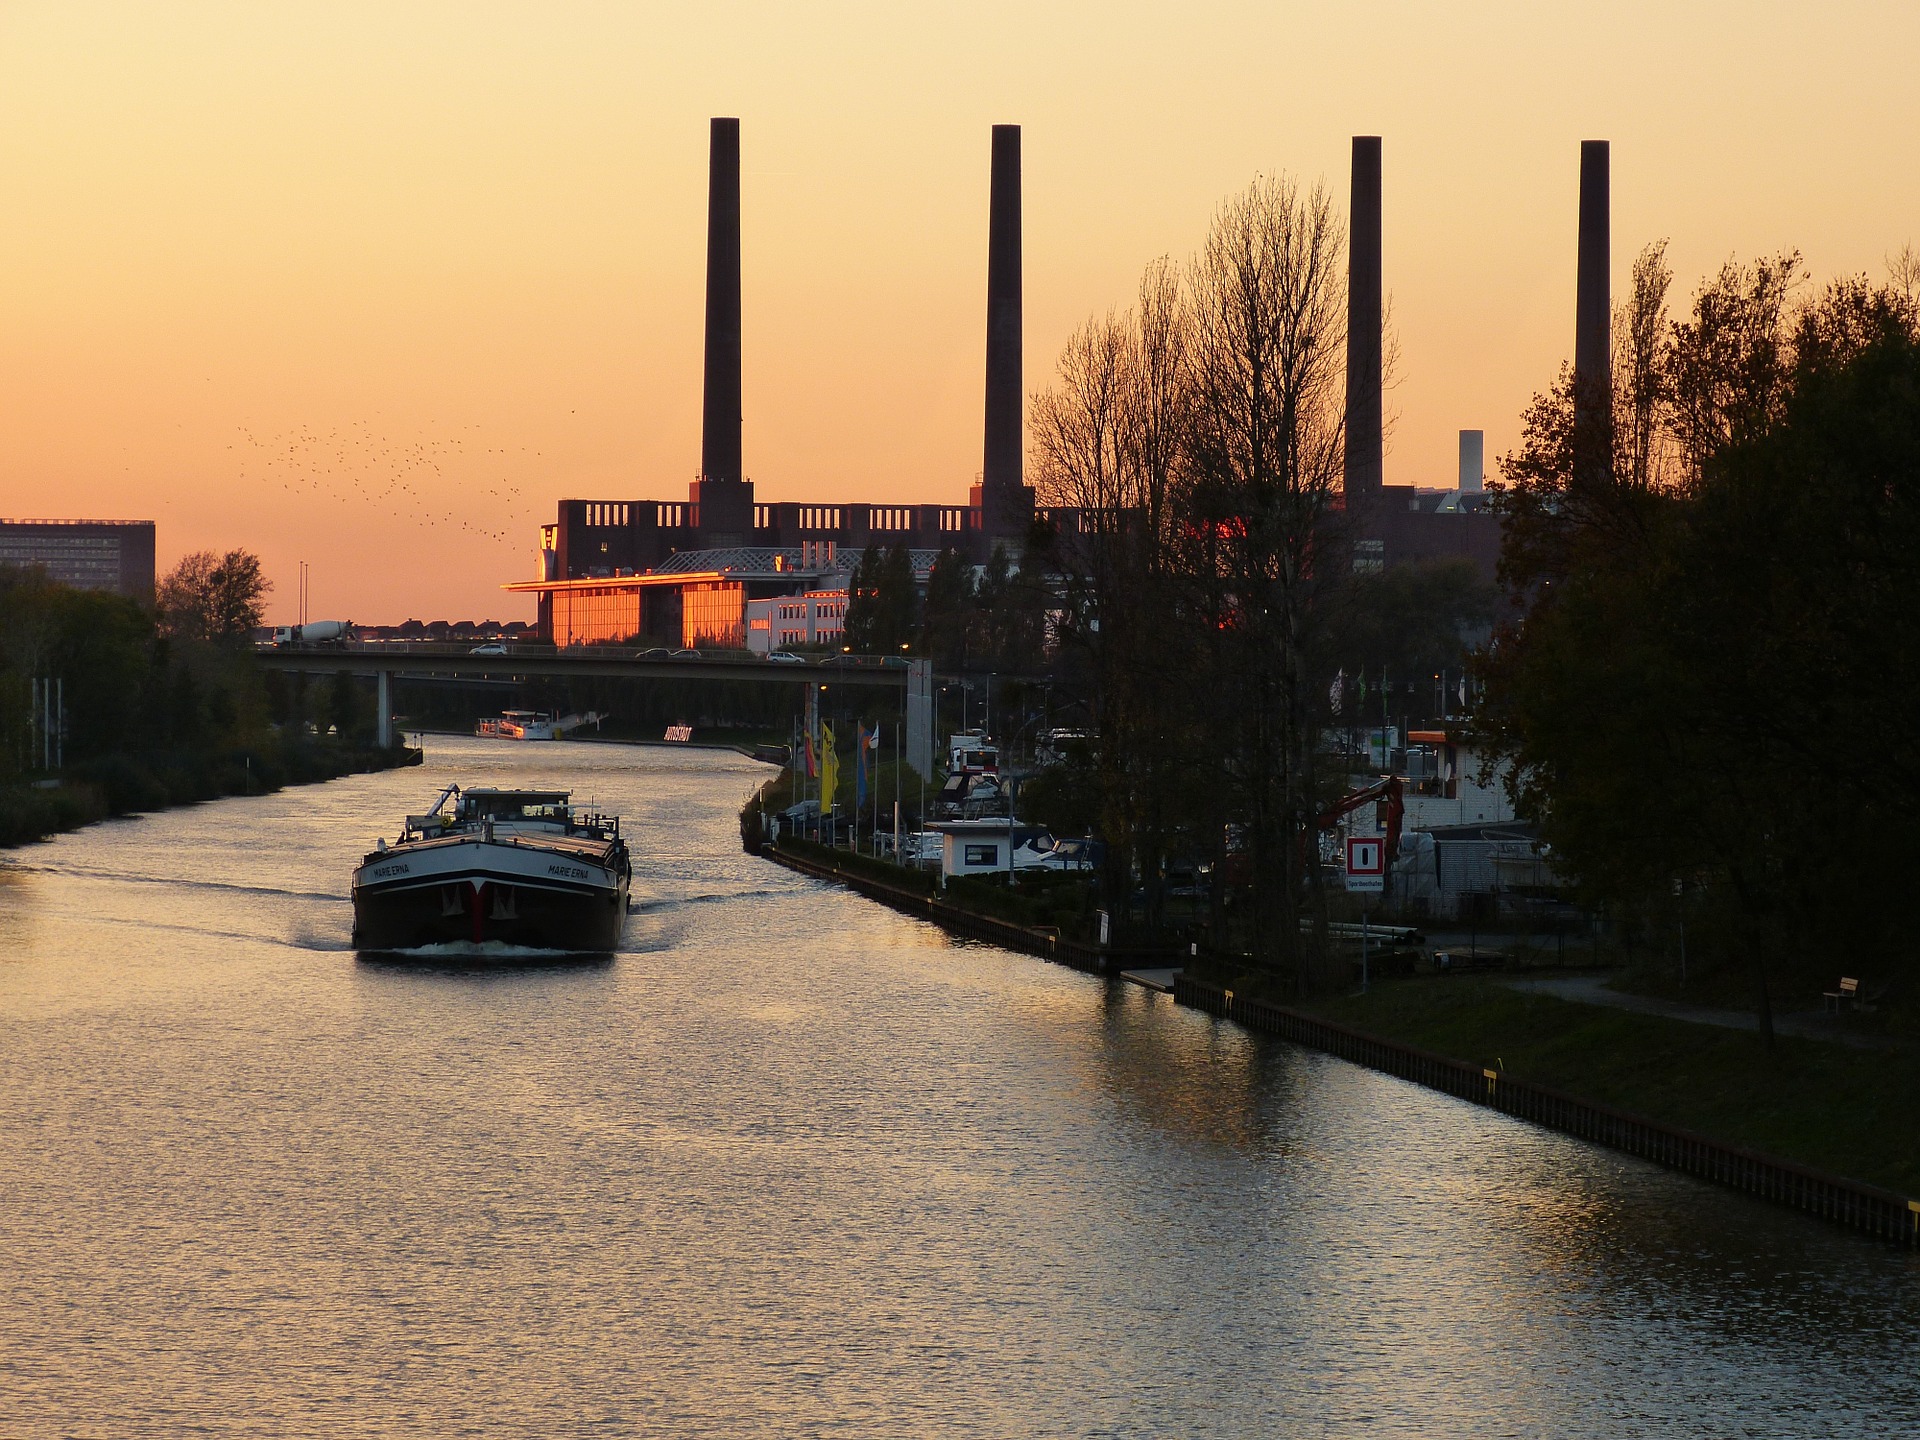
[510,120,1032,647]
[511,125,1620,646]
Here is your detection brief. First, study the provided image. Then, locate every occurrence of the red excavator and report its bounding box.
[1214,776,1406,891]
[1316,774,1404,862]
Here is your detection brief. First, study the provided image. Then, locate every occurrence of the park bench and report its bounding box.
[1822,976,1859,1012]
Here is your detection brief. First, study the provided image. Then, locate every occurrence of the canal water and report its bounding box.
[1,737,1915,1438]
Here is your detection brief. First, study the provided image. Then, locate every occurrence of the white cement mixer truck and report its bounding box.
[271,620,354,647]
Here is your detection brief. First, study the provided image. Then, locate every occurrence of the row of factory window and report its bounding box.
[575,501,984,535]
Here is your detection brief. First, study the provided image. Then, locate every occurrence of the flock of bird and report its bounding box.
[232,420,540,544]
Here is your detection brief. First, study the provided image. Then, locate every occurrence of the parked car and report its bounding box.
[766,651,808,665]
[469,642,509,655]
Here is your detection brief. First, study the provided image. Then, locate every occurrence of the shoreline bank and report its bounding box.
[757,837,1920,1248]
[759,840,1180,975]
[0,742,423,851]
[1180,975,1919,1248]
[407,725,775,760]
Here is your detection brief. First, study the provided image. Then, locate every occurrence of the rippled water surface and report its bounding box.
[2,738,1916,1437]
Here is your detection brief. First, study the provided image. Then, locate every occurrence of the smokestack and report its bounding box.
[1573,139,1611,486]
[1458,430,1485,492]
[979,123,1029,540]
[701,117,743,487]
[1344,136,1384,509]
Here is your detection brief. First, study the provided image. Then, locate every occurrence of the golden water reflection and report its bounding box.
[0,737,1914,1437]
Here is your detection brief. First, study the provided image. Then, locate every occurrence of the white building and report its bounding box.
[744,586,849,655]
[926,820,1070,880]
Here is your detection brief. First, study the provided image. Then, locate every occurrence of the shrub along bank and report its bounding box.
[1,558,424,849]
[0,739,421,849]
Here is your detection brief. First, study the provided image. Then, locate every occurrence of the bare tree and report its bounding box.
[1667,252,1804,485]
[1888,242,1920,309]
[1032,277,1187,921]
[1613,240,1674,492]
[1176,174,1348,987]
[1033,312,1132,520]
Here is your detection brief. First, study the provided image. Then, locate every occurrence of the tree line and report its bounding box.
[0,548,401,844]
[1479,245,1920,1035]
[841,540,1051,675]
[958,168,1910,1025]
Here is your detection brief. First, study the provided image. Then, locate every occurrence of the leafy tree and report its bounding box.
[1017,744,1101,838]
[0,568,153,773]
[841,546,882,653]
[1480,252,1920,1040]
[919,548,974,669]
[969,543,1050,673]
[876,542,919,652]
[157,549,273,643]
[845,542,920,654]
[329,671,370,743]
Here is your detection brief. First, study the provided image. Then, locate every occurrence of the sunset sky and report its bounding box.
[2,2,1915,622]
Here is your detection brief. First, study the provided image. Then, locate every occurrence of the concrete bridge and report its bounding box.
[254,642,927,752]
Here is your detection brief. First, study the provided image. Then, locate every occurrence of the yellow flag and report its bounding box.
[820,722,838,814]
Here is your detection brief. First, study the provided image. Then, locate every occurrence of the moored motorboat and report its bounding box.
[351,785,630,952]
[475,709,606,740]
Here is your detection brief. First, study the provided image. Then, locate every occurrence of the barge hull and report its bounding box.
[352,877,628,953]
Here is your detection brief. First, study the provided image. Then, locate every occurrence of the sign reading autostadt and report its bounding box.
[1345,836,1386,893]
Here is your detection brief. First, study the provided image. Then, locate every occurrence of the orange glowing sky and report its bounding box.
[2,3,1915,622]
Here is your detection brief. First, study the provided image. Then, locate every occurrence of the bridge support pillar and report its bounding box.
[376,669,393,748]
[905,660,934,779]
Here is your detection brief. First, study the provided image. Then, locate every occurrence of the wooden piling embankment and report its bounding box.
[759,842,1178,977]
[1175,974,1920,1248]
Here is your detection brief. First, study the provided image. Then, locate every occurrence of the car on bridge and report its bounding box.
[469,643,509,656]
[765,652,807,665]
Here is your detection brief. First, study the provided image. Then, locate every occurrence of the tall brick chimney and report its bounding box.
[1573,139,1612,488]
[974,123,1032,544]
[692,116,751,538]
[1344,135,1384,512]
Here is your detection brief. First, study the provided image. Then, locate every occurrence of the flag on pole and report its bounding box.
[855,724,869,810]
[804,731,817,779]
[820,722,838,815]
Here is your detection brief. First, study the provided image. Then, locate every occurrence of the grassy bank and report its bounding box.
[1292,978,1920,1194]
[0,741,422,849]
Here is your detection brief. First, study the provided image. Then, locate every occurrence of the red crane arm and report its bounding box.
[1315,776,1404,860]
